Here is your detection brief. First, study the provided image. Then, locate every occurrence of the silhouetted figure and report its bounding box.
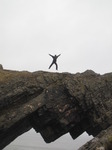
[49,54,61,70]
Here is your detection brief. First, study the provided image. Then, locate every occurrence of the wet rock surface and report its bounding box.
[0,68,112,149]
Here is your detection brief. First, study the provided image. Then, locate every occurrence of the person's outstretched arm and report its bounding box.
[57,54,61,58]
[49,54,53,58]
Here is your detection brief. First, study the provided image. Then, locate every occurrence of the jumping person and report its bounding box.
[48,54,61,70]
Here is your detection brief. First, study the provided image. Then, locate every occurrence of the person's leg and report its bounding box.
[49,62,54,69]
[55,63,58,70]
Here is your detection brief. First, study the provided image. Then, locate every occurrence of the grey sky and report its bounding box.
[0,0,112,74]
[4,129,93,150]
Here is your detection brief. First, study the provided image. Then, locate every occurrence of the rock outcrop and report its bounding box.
[79,125,112,150]
[0,64,3,70]
[0,68,112,149]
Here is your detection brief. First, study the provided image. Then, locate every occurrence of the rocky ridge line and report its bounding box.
[0,65,112,149]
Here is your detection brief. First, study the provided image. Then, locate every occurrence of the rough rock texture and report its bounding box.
[0,69,112,149]
[78,125,112,150]
[0,64,3,70]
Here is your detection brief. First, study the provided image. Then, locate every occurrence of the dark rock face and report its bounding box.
[78,125,112,150]
[0,64,3,70]
[0,69,112,149]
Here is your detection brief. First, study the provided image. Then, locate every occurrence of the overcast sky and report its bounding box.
[0,0,112,74]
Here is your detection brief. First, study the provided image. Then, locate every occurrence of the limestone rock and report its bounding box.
[0,69,112,149]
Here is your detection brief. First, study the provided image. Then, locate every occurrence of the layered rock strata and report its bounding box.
[0,68,112,149]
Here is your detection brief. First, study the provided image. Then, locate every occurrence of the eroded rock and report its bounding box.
[0,68,112,149]
[0,64,3,70]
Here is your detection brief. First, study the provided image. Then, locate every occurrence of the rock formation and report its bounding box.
[0,68,112,149]
[0,64,3,70]
[79,125,112,150]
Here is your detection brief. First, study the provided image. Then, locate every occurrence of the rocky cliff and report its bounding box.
[0,65,112,149]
